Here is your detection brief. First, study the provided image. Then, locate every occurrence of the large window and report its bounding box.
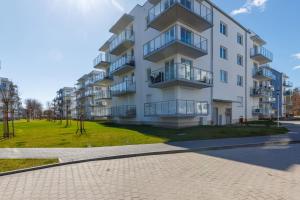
[220,46,228,60]
[180,27,192,45]
[237,33,243,45]
[220,70,228,83]
[220,22,227,36]
[237,75,243,87]
[237,54,243,66]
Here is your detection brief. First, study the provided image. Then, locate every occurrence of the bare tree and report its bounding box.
[24,99,43,121]
[0,82,19,138]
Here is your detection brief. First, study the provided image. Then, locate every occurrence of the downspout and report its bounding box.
[210,6,214,125]
[245,31,248,121]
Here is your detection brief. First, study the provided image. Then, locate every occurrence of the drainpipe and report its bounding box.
[245,31,248,122]
[210,7,214,125]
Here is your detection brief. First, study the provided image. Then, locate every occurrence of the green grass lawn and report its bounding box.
[0,120,288,148]
[0,159,59,173]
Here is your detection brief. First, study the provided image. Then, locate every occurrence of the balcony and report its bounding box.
[94,72,113,85]
[95,90,111,99]
[143,25,208,62]
[149,63,213,89]
[145,100,209,118]
[260,97,276,104]
[109,29,134,56]
[109,56,135,76]
[93,107,112,117]
[93,53,111,69]
[284,90,293,96]
[112,105,136,118]
[252,107,263,116]
[250,86,274,97]
[250,47,273,64]
[147,0,213,33]
[111,80,136,96]
[252,67,274,81]
[283,81,293,88]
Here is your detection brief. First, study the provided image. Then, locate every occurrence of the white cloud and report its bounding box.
[292,53,300,60]
[293,66,300,70]
[231,0,268,16]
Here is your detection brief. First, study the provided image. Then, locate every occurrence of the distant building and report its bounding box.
[0,77,22,120]
[55,87,76,119]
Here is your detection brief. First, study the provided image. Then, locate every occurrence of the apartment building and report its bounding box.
[0,77,22,120]
[75,70,112,120]
[90,0,291,128]
[55,87,76,119]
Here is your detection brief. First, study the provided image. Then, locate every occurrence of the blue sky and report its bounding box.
[0,0,299,106]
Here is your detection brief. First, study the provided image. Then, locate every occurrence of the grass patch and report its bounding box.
[0,120,288,148]
[0,159,59,173]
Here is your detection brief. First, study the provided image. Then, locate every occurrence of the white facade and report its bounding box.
[92,0,278,128]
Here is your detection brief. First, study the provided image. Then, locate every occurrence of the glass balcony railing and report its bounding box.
[94,72,111,83]
[95,90,111,99]
[110,80,136,96]
[144,100,209,117]
[109,29,134,53]
[93,53,111,68]
[93,107,112,117]
[147,0,213,26]
[252,67,274,80]
[149,63,213,87]
[109,55,135,75]
[250,47,273,63]
[283,81,293,87]
[143,25,208,58]
[112,105,136,118]
[284,90,293,96]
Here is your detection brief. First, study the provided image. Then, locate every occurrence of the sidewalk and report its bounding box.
[0,121,299,163]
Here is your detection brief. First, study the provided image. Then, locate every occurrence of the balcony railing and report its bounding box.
[94,71,112,83]
[109,29,134,56]
[250,47,273,64]
[95,90,111,99]
[252,107,262,116]
[250,86,274,97]
[93,107,112,117]
[145,100,209,117]
[284,90,293,96]
[109,55,135,76]
[252,67,274,80]
[260,97,276,104]
[143,25,208,62]
[283,81,293,88]
[149,63,213,89]
[93,53,111,68]
[147,0,213,32]
[112,105,136,118]
[111,80,136,96]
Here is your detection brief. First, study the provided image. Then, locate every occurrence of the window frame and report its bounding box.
[220,46,228,60]
[220,70,228,83]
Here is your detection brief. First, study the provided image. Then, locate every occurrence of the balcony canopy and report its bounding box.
[109,14,134,34]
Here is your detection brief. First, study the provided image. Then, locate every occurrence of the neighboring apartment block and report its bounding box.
[75,70,112,120]
[86,0,291,128]
[0,77,22,120]
[55,87,77,119]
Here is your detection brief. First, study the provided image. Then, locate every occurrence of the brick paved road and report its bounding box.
[1,144,300,200]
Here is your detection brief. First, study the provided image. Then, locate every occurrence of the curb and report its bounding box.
[1,139,300,177]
